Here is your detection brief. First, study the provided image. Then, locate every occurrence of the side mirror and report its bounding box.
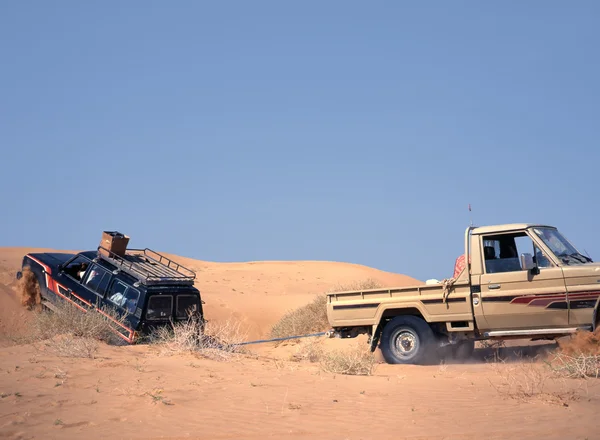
[520,253,539,274]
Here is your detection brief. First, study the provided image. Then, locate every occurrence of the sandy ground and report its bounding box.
[0,247,598,440]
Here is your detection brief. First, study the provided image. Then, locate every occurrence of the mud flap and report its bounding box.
[593,297,600,332]
[369,324,380,352]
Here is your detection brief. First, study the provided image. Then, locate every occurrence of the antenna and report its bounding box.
[468,203,473,226]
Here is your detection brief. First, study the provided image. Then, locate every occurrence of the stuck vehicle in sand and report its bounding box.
[326,223,599,364]
[16,231,204,344]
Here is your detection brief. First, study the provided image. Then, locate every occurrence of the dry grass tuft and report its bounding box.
[6,299,129,358]
[289,338,325,363]
[547,329,600,379]
[548,352,600,379]
[45,335,102,359]
[290,338,376,376]
[270,278,382,339]
[31,302,124,344]
[148,316,249,361]
[489,359,580,405]
[319,342,376,376]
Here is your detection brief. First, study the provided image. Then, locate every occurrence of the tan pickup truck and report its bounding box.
[326,223,599,364]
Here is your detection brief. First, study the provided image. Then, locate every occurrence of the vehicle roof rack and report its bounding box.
[96,246,197,286]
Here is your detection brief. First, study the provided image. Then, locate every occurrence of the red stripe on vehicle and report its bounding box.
[512,295,566,304]
[26,255,52,275]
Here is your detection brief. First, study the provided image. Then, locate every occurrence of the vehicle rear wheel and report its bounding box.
[379,316,437,365]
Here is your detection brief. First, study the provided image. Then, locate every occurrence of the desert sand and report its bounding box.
[0,247,598,440]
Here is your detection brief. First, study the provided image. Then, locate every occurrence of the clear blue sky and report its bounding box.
[1,1,599,282]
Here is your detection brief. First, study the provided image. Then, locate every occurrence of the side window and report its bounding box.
[82,264,111,296]
[63,255,92,282]
[106,279,140,314]
[482,232,536,274]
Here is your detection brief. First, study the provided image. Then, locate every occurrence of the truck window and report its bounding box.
[146,295,173,320]
[107,280,140,313]
[482,232,535,274]
[176,294,200,319]
[82,264,111,296]
[63,255,92,281]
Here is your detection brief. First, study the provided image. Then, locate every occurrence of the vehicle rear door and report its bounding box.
[474,230,569,330]
[101,277,142,343]
[79,263,113,307]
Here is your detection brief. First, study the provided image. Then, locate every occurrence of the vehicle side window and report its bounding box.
[82,264,112,296]
[482,232,536,274]
[107,280,140,314]
[62,255,92,282]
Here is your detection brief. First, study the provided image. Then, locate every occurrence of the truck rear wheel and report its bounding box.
[379,316,437,365]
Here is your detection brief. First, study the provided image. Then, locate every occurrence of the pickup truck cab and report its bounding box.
[16,246,204,344]
[326,223,600,364]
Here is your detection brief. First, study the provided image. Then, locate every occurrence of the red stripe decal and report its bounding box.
[26,255,52,275]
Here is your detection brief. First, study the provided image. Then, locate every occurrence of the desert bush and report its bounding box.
[31,301,125,344]
[290,338,376,376]
[546,329,600,379]
[319,342,376,376]
[148,316,249,361]
[270,278,382,339]
[548,352,600,379]
[11,298,129,358]
[289,338,325,363]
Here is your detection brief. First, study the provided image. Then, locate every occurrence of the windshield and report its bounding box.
[532,227,592,265]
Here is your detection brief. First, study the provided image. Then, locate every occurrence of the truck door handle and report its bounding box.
[488,284,501,290]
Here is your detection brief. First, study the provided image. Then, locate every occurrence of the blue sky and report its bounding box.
[1,1,599,281]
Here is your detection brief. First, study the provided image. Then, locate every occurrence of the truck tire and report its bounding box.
[379,315,437,365]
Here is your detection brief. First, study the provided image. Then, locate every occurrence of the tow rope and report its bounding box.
[231,331,328,347]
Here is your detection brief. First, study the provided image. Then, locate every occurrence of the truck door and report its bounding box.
[474,231,568,330]
[54,254,97,309]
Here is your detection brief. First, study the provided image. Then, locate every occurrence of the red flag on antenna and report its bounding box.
[468,204,471,212]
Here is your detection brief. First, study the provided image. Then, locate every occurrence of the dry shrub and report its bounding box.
[17,267,42,311]
[319,342,376,376]
[270,278,382,339]
[290,338,325,363]
[46,335,101,359]
[290,338,375,375]
[549,352,600,379]
[548,329,600,379]
[12,299,129,358]
[556,328,600,356]
[489,360,579,405]
[149,317,249,361]
[270,294,329,340]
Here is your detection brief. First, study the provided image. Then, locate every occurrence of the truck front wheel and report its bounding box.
[379,316,437,365]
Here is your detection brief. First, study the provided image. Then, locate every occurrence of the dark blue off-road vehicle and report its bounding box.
[16,242,204,344]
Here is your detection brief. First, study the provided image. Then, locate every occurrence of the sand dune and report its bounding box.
[0,247,598,440]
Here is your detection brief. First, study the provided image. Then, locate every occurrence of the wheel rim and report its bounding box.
[392,327,419,359]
